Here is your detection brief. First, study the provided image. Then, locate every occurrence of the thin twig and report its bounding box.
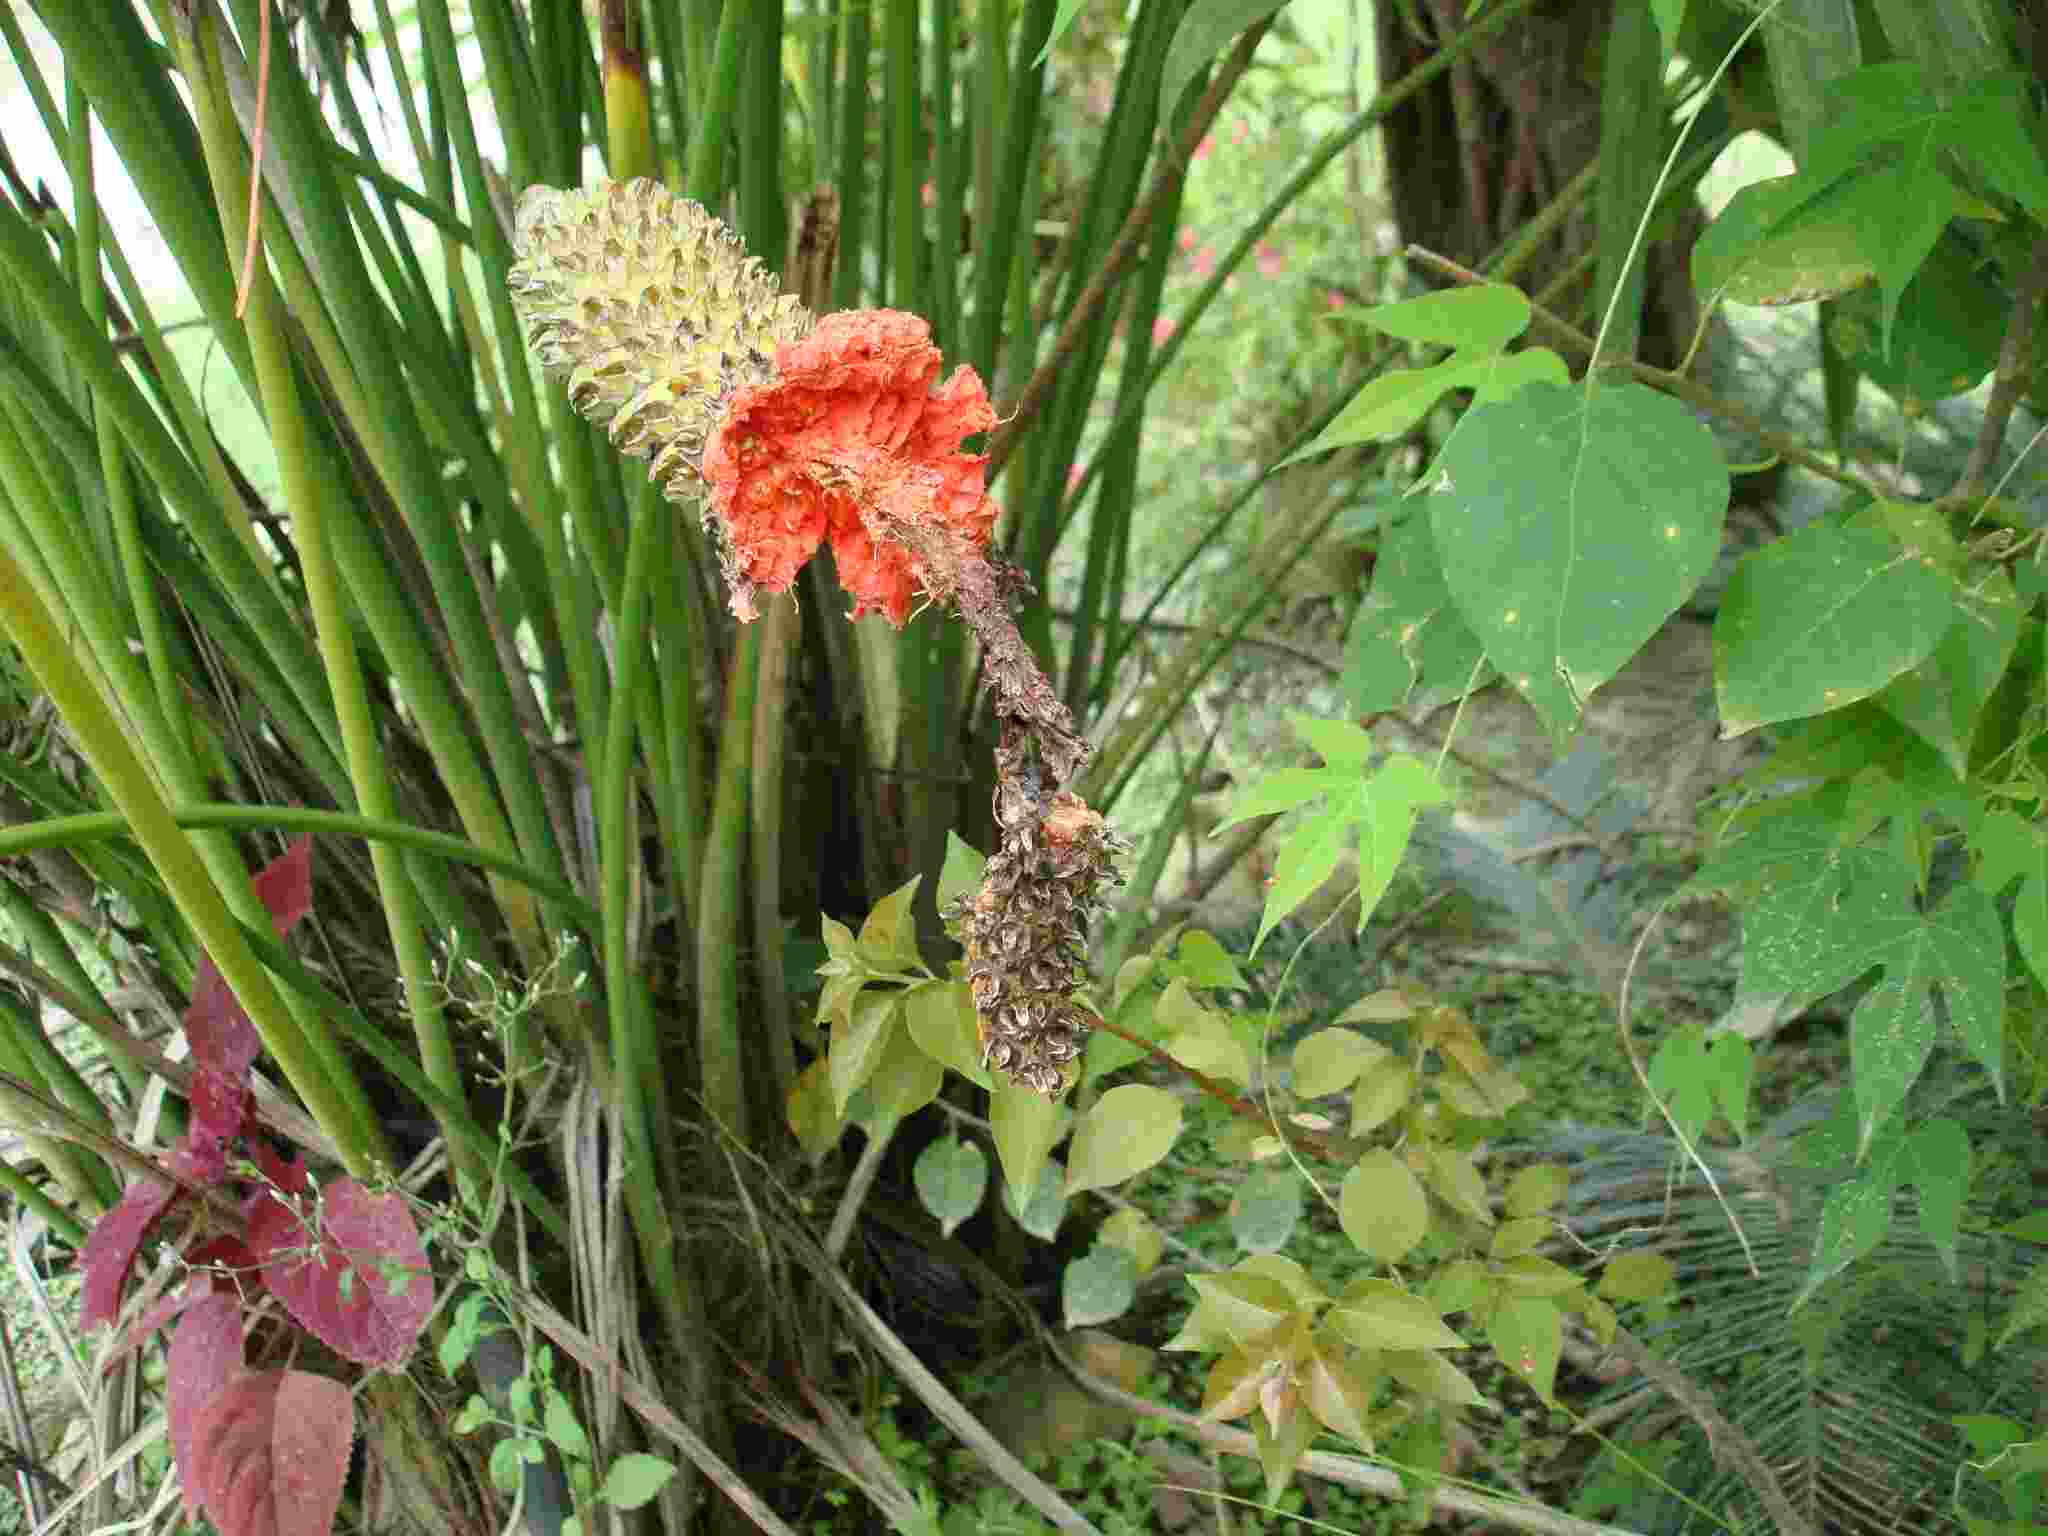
[988,16,1275,475]
[1393,714,1624,862]
[232,0,272,319]
[1406,245,1880,497]
[1942,231,2048,511]
[824,1119,893,1264]
[1048,605,1343,675]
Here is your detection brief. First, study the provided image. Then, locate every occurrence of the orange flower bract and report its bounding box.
[705,311,999,623]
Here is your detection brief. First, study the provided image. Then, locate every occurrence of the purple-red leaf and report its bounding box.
[78,1178,178,1331]
[248,1177,433,1368]
[190,1368,352,1536]
[191,1066,250,1154]
[183,837,318,1104]
[168,1291,245,1521]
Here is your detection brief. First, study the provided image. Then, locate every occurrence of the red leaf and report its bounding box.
[248,1178,433,1368]
[191,1066,250,1151]
[190,1369,352,1536]
[78,1178,178,1330]
[168,1292,245,1521]
[183,838,317,1095]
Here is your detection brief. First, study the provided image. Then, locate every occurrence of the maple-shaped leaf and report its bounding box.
[249,1177,433,1368]
[183,837,318,1135]
[189,1369,353,1536]
[169,1291,245,1521]
[78,1178,179,1331]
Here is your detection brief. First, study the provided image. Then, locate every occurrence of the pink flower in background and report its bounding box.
[1255,241,1285,278]
[1230,119,1250,145]
[1190,245,1217,279]
[1178,227,1197,252]
[1067,463,1086,492]
[921,181,936,208]
[1326,290,1348,310]
[1192,135,1215,161]
[1151,315,1175,346]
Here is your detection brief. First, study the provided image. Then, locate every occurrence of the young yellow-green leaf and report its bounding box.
[1350,1059,1415,1135]
[1303,1340,1378,1447]
[935,832,986,913]
[1996,1210,2048,1245]
[1251,797,1356,959]
[1187,1270,1303,1349]
[1063,1245,1138,1330]
[1434,380,1729,748]
[1236,1254,1330,1307]
[1359,283,1532,348]
[1289,712,1376,772]
[1156,0,1291,116]
[1467,347,1569,404]
[1100,1207,1163,1276]
[830,991,899,1114]
[991,1074,1066,1203]
[1598,1251,1677,1304]
[1579,1291,1619,1348]
[598,1454,677,1510]
[1066,1084,1183,1195]
[1355,754,1450,933]
[901,980,993,1088]
[545,1390,590,1461]
[1163,1296,1238,1354]
[1340,1150,1429,1262]
[1230,1165,1303,1254]
[1385,1349,1490,1410]
[1997,1259,2048,1350]
[1705,1033,1754,1144]
[1330,1280,1465,1352]
[1278,360,1486,469]
[1168,1007,1252,1086]
[1292,1028,1389,1098]
[1172,929,1246,991]
[1425,1146,1495,1227]
[1496,1256,1583,1298]
[1692,174,1875,307]
[913,1136,988,1238]
[821,915,859,964]
[858,1020,944,1125]
[857,876,923,970]
[1428,1259,1493,1315]
[1253,1400,1318,1503]
[1504,1163,1569,1219]
[1211,768,1334,833]
[1488,1295,1563,1403]
[1713,520,1954,737]
[1002,1160,1069,1240]
[1490,1218,1552,1261]
[786,1058,845,1164]
[1338,988,1420,1024]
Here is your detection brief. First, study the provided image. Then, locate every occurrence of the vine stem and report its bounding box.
[1942,229,2048,512]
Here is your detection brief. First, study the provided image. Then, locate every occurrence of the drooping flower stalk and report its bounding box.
[511,177,1125,1094]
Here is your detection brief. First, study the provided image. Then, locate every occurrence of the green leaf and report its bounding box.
[1003,1160,1069,1241]
[1795,1152,1901,1307]
[1100,1207,1163,1274]
[1289,713,1375,772]
[1063,1245,1139,1329]
[1429,1258,1493,1314]
[914,1136,989,1238]
[1291,1028,1389,1098]
[1825,234,2005,404]
[1354,754,1449,932]
[1157,0,1291,115]
[1905,1116,1970,1282]
[1067,1084,1183,1194]
[830,991,900,1114]
[902,980,993,1088]
[1343,512,1497,714]
[545,1390,590,1461]
[1303,1341,1378,1446]
[1279,347,1563,468]
[858,876,923,971]
[1356,284,1532,348]
[1171,929,1245,990]
[1487,1295,1563,1404]
[1349,1059,1414,1134]
[1211,768,1335,832]
[1706,1031,1754,1143]
[1167,1006,1252,1086]
[1330,1279,1465,1352]
[1252,1404,1317,1504]
[1713,520,1954,736]
[990,1074,1066,1203]
[1599,1251,1676,1303]
[786,1057,845,1164]
[1186,1270,1302,1348]
[1996,1260,2048,1350]
[1849,978,1934,1154]
[859,1019,945,1125]
[1651,0,1686,54]
[1434,380,1729,746]
[1504,1162,1569,1219]
[597,1453,678,1510]
[1693,175,1874,306]
[489,1438,525,1494]
[1340,1149,1429,1262]
[1490,1218,1552,1260]
[1238,1254,1330,1307]
[1230,1165,1303,1254]
[1251,795,1355,958]
[1386,1349,1489,1410]
[1424,1145,1495,1227]
[936,833,987,913]
[1951,73,2048,220]
[1997,1211,2048,1245]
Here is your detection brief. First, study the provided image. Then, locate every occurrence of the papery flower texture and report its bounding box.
[510,177,1126,1094]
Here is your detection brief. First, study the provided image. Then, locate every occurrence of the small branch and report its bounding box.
[1601,1325,1816,1536]
[824,1118,893,1264]
[988,17,1274,474]
[1406,246,1879,497]
[1048,605,1344,676]
[1942,231,2048,511]
[1392,714,1623,862]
